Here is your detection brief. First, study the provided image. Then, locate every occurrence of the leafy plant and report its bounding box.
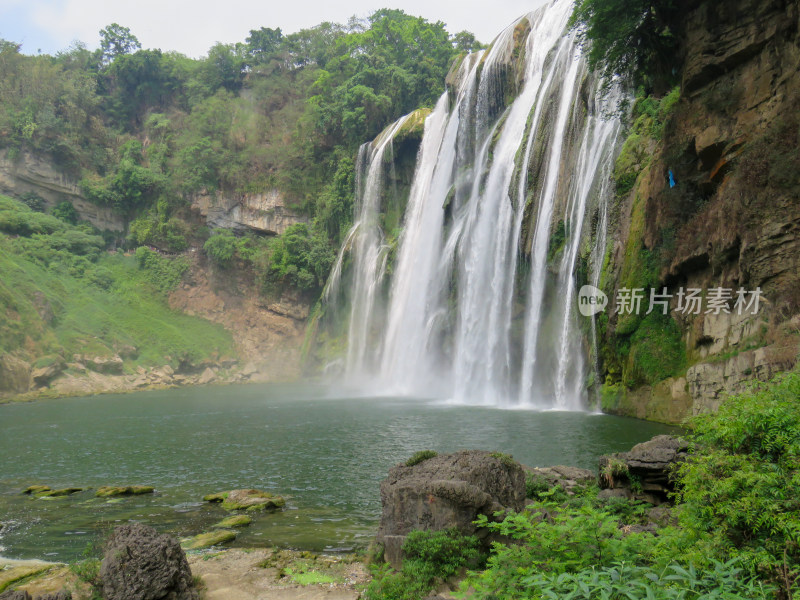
[675,370,800,597]
[406,450,438,467]
[364,529,483,600]
[134,246,188,294]
[204,229,238,266]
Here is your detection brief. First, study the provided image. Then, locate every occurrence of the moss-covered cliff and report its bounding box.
[597,0,800,422]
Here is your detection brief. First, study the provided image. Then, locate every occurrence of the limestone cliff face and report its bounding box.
[0,149,125,232]
[168,253,308,382]
[190,189,307,235]
[601,0,800,422]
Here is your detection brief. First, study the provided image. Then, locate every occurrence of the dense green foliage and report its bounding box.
[676,371,800,598]
[364,529,483,600]
[570,0,681,91]
[0,13,477,299]
[368,373,800,599]
[0,195,232,367]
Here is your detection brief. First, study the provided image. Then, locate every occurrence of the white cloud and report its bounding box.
[15,0,547,57]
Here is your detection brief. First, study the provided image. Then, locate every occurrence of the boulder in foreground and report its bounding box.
[100,522,197,600]
[377,450,525,568]
[598,435,688,504]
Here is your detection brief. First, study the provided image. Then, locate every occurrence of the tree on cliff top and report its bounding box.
[570,0,681,93]
[99,23,141,65]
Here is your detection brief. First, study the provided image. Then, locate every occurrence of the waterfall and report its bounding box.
[325,115,411,379]
[328,0,622,408]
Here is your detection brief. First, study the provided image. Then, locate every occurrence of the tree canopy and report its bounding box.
[0,11,480,294]
[570,0,681,92]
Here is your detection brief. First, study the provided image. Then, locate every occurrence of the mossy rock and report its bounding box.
[95,485,155,498]
[394,108,431,144]
[220,489,285,512]
[181,529,237,550]
[23,485,51,495]
[35,487,84,498]
[214,515,252,528]
[202,491,229,503]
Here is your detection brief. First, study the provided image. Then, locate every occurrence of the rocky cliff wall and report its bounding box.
[600,0,800,422]
[190,189,307,236]
[0,150,125,232]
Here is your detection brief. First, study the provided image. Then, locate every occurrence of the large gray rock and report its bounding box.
[377,450,525,568]
[31,363,63,387]
[0,354,31,394]
[100,523,198,600]
[0,591,30,600]
[84,355,124,375]
[599,435,688,505]
[0,591,70,600]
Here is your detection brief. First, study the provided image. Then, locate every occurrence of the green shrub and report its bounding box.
[261,224,335,293]
[364,529,483,600]
[524,474,568,503]
[134,246,189,294]
[204,229,238,266]
[129,214,189,252]
[0,206,66,236]
[676,370,800,597]
[19,191,45,212]
[51,200,79,224]
[87,266,115,289]
[504,559,773,600]
[405,450,437,467]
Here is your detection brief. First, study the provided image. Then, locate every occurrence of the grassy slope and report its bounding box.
[0,195,233,371]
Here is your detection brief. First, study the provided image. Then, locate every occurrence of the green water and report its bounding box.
[0,383,677,560]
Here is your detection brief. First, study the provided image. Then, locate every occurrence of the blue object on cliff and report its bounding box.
[668,170,676,188]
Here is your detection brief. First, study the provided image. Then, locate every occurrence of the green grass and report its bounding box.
[0,194,233,369]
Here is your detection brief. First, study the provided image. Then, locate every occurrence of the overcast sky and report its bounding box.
[1,0,548,57]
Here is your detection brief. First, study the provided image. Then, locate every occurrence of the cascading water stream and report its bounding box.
[327,0,623,409]
[550,86,622,408]
[325,115,411,379]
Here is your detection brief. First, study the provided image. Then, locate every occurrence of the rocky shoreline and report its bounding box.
[0,436,688,599]
[0,356,299,405]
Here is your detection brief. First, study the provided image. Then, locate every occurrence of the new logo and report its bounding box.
[578,285,608,317]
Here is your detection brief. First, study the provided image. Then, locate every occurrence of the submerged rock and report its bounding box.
[377,450,526,568]
[95,485,154,498]
[22,485,50,495]
[181,529,237,550]
[214,515,252,528]
[204,489,285,512]
[100,523,197,600]
[202,491,228,502]
[35,488,84,498]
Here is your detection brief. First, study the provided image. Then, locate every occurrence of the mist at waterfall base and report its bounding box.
[323,0,622,410]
